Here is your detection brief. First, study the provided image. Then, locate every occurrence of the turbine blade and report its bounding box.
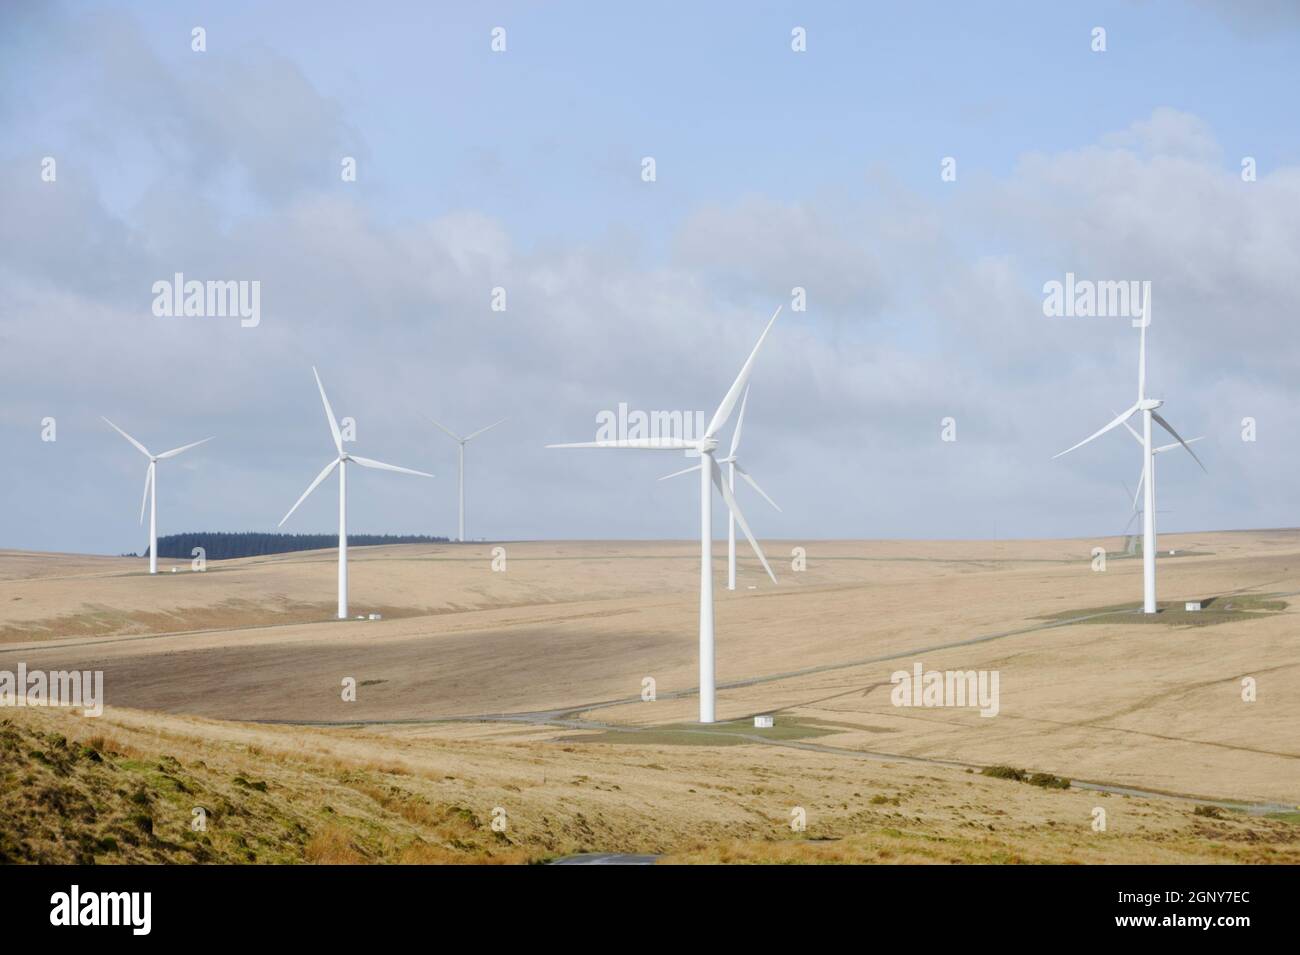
[1114,411,1143,446]
[428,416,462,443]
[1151,411,1207,473]
[1052,403,1140,460]
[464,418,507,442]
[312,366,343,454]
[729,387,750,457]
[1134,462,1145,511]
[139,461,154,525]
[102,417,152,458]
[546,438,694,450]
[279,458,339,527]
[349,455,433,478]
[1124,509,1140,534]
[1138,286,1149,401]
[1154,435,1204,455]
[705,306,782,439]
[711,458,776,584]
[156,436,215,459]
[734,463,781,512]
[658,464,702,481]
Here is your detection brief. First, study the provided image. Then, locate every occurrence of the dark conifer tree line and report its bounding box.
[133,532,450,560]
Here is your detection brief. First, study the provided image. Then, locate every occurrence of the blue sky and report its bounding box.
[2,1,1298,552]
[19,2,1300,241]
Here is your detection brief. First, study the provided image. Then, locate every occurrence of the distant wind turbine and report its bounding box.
[102,418,213,575]
[1053,290,1205,612]
[659,386,780,590]
[549,306,783,723]
[279,367,432,619]
[428,417,507,542]
[1118,420,1202,548]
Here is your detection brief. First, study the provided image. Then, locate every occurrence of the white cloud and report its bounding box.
[1,8,1295,551]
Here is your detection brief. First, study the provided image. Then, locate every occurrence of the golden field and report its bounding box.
[1,531,1298,863]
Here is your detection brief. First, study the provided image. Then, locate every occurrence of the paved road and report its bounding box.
[550,853,659,865]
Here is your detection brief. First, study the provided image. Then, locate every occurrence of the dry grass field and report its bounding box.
[2,530,1298,863]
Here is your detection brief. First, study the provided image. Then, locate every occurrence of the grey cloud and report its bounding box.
[1188,0,1300,32]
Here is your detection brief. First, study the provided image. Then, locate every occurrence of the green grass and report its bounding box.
[981,765,1070,789]
[558,717,840,747]
[0,714,530,864]
[981,765,1027,781]
[1040,594,1287,628]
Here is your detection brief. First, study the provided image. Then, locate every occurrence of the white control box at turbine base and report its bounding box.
[754,715,774,728]
[1185,601,1202,612]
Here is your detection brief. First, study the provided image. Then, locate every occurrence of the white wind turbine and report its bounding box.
[549,306,783,723]
[102,418,213,575]
[428,417,507,542]
[1053,291,1205,612]
[1118,418,1204,548]
[279,367,432,619]
[659,386,780,590]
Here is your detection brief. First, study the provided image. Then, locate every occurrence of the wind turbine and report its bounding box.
[102,418,213,575]
[659,386,780,590]
[1118,479,1171,554]
[549,306,783,723]
[1112,415,1201,553]
[427,417,506,542]
[1053,291,1205,612]
[279,367,432,619]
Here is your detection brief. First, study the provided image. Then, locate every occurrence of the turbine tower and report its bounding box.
[660,386,780,590]
[428,417,506,542]
[1119,420,1203,551]
[280,367,432,619]
[1053,291,1205,613]
[549,306,783,723]
[102,418,213,575]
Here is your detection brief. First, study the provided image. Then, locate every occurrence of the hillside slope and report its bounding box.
[4,706,1298,865]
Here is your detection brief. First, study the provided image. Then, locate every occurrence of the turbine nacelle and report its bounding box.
[1138,398,1163,411]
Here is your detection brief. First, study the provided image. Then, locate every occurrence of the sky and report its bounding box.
[1,0,1298,554]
